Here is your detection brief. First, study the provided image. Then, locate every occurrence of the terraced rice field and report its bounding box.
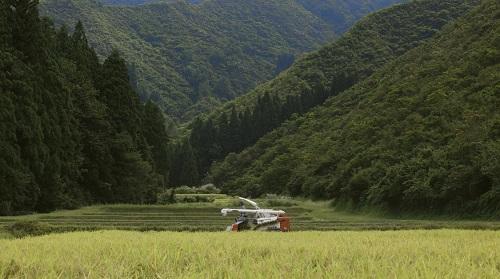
[0,204,313,232]
[1,200,499,234]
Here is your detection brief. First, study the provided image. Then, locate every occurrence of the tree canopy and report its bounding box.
[0,1,170,214]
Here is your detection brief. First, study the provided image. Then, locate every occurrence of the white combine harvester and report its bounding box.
[221,197,290,232]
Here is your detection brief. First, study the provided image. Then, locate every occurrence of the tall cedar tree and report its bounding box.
[0,1,170,214]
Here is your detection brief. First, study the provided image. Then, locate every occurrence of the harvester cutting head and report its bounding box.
[221,197,290,232]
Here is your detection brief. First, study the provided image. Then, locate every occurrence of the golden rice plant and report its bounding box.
[0,230,498,278]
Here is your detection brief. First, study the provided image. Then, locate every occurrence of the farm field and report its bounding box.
[0,230,499,278]
[1,198,499,238]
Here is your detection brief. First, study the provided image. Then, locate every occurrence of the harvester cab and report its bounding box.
[221,197,290,232]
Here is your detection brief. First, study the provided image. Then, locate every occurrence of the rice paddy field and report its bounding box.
[1,198,499,235]
[1,198,499,278]
[0,230,499,278]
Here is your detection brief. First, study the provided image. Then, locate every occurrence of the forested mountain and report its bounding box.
[40,0,403,121]
[185,0,480,183]
[3,0,495,217]
[210,0,500,215]
[0,0,169,215]
[296,0,406,34]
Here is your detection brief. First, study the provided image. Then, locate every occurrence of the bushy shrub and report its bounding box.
[6,221,50,238]
[157,189,176,205]
[198,184,221,194]
[175,186,195,194]
[174,185,221,194]
[176,195,215,203]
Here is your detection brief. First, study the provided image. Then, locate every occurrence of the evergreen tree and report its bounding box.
[239,109,253,147]
[0,0,13,49]
[0,51,38,215]
[0,1,172,213]
[178,141,199,186]
[217,112,231,154]
[143,101,170,185]
[110,132,159,203]
[190,117,221,177]
[169,141,199,186]
[227,106,241,152]
[8,0,43,63]
[69,21,100,82]
[97,50,151,159]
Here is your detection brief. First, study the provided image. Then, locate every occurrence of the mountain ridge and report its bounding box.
[184,0,480,184]
[40,0,403,121]
[210,0,500,215]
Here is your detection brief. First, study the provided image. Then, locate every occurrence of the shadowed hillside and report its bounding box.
[184,0,479,184]
[210,0,500,216]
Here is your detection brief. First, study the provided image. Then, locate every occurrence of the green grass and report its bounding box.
[0,230,498,278]
[1,199,499,235]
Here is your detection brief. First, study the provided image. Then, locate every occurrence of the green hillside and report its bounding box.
[185,0,479,183]
[210,0,500,216]
[296,0,406,34]
[40,0,402,121]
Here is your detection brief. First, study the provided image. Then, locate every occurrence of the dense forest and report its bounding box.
[210,0,500,215]
[2,0,498,217]
[295,0,407,34]
[0,0,170,215]
[183,0,480,184]
[40,0,402,121]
